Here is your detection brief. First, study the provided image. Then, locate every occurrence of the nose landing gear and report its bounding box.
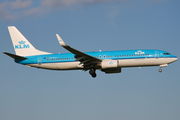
[89,68,97,78]
[158,64,168,73]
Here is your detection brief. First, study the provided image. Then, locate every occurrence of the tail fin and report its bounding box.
[8,26,51,56]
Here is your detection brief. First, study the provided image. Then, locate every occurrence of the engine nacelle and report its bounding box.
[100,60,119,69]
[99,60,121,74]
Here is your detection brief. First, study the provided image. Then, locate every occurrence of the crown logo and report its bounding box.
[19,40,26,44]
[135,50,144,54]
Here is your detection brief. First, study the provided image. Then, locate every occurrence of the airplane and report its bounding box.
[3,26,178,78]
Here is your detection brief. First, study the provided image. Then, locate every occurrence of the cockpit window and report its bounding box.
[164,53,170,55]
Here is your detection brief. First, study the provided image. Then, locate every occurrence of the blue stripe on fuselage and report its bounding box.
[15,49,177,64]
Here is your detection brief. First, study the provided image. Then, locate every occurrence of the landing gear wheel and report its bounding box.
[159,69,162,73]
[89,69,94,75]
[89,68,97,78]
[92,73,97,78]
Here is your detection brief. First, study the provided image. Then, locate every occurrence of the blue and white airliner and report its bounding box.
[3,26,178,78]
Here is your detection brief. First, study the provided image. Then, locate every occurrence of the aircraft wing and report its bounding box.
[56,34,101,69]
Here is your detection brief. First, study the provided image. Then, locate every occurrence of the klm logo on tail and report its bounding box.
[15,40,30,49]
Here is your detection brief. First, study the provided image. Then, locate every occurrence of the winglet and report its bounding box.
[56,34,67,47]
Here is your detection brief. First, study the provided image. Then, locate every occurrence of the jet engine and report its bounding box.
[100,60,119,69]
[99,60,121,74]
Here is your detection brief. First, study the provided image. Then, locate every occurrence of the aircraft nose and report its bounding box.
[175,57,178,61]
[172,57,178,62]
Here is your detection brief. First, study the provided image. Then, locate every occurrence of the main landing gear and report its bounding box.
[89,68,97,78]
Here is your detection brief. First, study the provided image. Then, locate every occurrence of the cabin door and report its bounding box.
[37,57,42,65]
[155,51,159,58]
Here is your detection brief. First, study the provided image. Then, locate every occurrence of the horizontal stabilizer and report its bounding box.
[3,52,27,60]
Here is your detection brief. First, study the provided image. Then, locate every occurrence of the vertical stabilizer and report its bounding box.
[8,26,51,56]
